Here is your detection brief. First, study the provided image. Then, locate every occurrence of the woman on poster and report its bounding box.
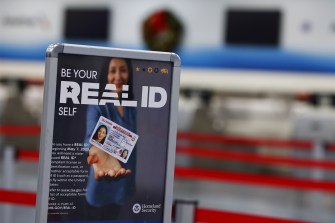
[83,57,136,218]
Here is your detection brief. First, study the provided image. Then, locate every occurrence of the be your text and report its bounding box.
[61,68,97,79]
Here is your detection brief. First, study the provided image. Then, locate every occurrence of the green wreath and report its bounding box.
[143,10,184,52]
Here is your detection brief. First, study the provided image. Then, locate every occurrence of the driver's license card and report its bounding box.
[89,116,138,163]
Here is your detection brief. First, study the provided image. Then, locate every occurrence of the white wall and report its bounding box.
[1,0,335,53]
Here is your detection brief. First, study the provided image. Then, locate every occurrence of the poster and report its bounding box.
[47,53,173,222]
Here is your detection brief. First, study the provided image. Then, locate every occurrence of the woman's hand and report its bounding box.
[87,146,131,181]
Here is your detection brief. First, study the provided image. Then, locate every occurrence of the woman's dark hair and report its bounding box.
[93,125,107,144]
[99,57,134,101]
[121,149,129,159]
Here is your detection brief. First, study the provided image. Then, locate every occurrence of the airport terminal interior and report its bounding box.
[1,0,335,222]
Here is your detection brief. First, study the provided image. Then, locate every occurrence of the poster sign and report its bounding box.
[36,43,181,223]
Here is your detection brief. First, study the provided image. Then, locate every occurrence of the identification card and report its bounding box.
[89,116,138,163]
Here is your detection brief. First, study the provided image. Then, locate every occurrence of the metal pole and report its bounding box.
[3,145,15,223]
[310,140,325,217]
[174,200,197,223]
[312,140,325,180]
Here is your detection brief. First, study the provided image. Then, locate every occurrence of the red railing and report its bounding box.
[177,132,314,150]
[1,127,334,223]
[13,148,335,193]
[16,150,39,162]
[196,208,315,223]
[0,125,40,135]
[177,145,335,169]
[0,189,36,206]
[174,166,335,192]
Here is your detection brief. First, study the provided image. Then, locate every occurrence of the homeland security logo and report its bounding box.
[133,203,141,214]
[132,203,161,214]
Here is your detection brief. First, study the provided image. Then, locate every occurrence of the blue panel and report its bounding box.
[178,47,335,74]
[1,44,335,74]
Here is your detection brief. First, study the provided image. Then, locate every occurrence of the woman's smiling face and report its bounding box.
[107,58,129,93]
[97,127,107,141]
